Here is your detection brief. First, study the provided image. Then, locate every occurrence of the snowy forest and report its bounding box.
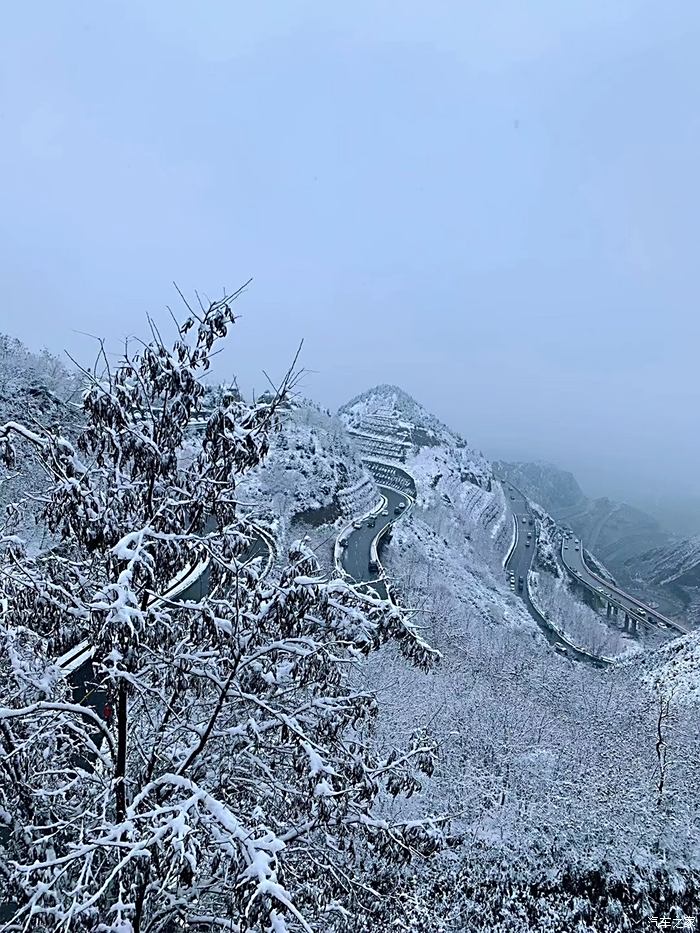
[0,297,699,933]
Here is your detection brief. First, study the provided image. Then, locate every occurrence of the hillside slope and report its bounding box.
[4,350,699,929]
[495,460,668,566]
[0,335,80,550]
[340,384,492,490]
[338,401,700,930]
[497,460,700,624]
[238,399,379,571]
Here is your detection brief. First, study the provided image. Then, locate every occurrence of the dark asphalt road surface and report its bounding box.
[560,536,688,637]
[341,486,409,594]
[502,481,608,667]
[339,462,416,601]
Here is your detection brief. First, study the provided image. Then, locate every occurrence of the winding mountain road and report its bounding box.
[560,537,689,637]
[503,477,690,664]
[337,462,416,601]
[502,481,609,667]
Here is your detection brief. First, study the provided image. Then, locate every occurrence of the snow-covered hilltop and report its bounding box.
[340,383,492,488]
[339,384,512,562]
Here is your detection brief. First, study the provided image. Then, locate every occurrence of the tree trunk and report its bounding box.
[116,679,127,824]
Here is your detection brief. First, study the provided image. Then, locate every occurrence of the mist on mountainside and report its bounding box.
[3,3,700,520]
[629,493,700,539]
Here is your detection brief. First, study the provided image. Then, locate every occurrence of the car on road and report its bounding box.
[554,644,568,655]
[574,546,579,551]
[339,538,348,548]
[397,501,406,510]
[368,558,379,573]
[352,520,363,529]
[510,494,515,500]
[367,519,376,528]
[563,545,568,550]
[381,510,389,516]
[518,576,524,591]
[529,517,533,526]
[525,539,530,547]
[394,506,402,514]
[657,621,668,629]
[522,516,527,523]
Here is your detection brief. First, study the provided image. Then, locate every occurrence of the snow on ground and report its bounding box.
[530,503,561,576]
[399,445,512,579]
[6,354,699,926]
[641,627,700,705]
[359,491,700,928]
[185,381,700,926]
[0,336,81,556]
[529,569,640,658]
[240,401,379,568]
[335,393,700,926]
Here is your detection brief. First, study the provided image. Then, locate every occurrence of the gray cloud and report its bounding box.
[1,1,698,514]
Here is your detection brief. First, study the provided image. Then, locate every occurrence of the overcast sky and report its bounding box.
[1,1,699,512]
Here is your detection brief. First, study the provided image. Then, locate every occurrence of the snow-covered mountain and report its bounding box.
[632,535,700,588]
[0,335,80,550]
[626,536,700,629]
[497,460,700,626]
[330,390,700,929]
[4,343,700,930]
[493,459,586,510]
[340,384,492,489]
[239,399,378,568]
[496,460,670,570]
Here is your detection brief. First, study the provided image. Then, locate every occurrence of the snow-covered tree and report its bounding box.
[0,294,441,932]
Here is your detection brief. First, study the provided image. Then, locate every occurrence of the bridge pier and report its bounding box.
[623,612,629,632]
[606,603,612,618]
[630,616,638,635]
